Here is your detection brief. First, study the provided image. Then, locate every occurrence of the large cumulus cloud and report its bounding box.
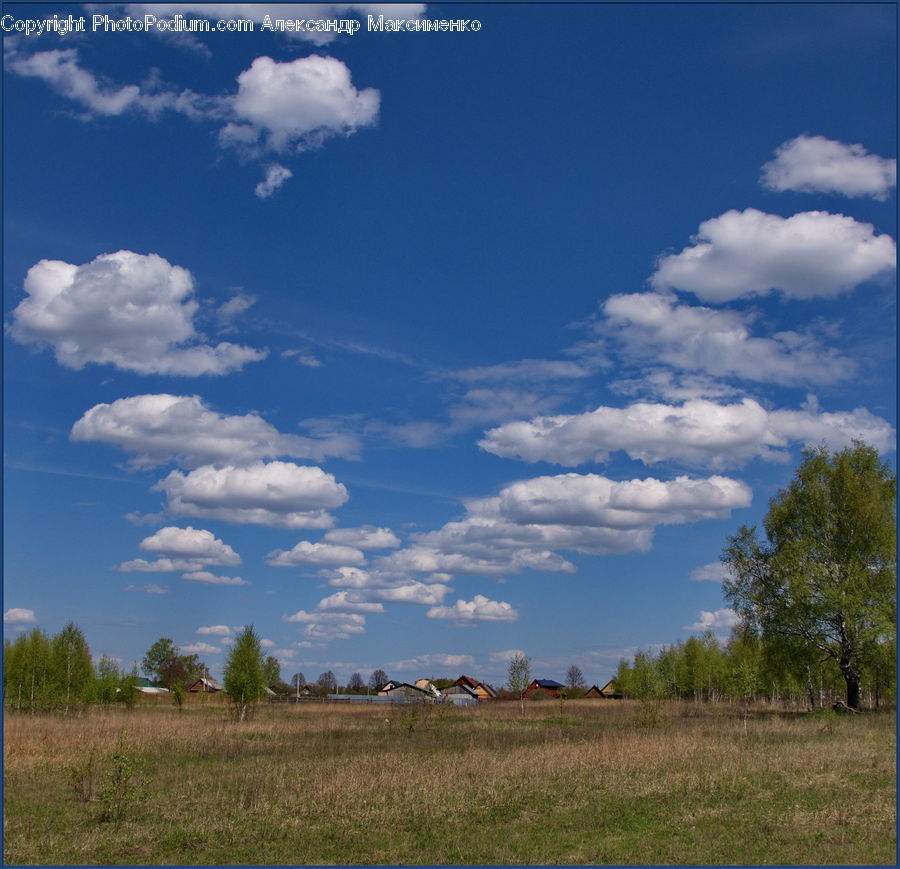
[154,461,348,528]
[651,209,895,302]
[9,251,264,375]
[479,397,895,469]
[71,394,358,468]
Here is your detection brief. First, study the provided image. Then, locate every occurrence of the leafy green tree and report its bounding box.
[223,626,267,720]
[724,443,896,709]
[50,622,93,714]
[119,666,139,709]
[6,628,54,712]
[614,657,634,699]
[160,652,208,690]
[94,656,122,706]
[142,638,208,690]
[262,655,281,688]
[142,638,177,684]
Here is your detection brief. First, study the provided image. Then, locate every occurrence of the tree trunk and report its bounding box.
[840,662,861,709]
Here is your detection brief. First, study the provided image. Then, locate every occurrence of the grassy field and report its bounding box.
[4,699,896,865]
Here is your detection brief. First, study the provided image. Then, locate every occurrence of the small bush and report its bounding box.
[98,732,150,827]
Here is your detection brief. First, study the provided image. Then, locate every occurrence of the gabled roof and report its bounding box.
[190,677,223,691]
[382,682,431,695]
[455,675,497,697]
[443,683,478,697]
[533,679,564,689]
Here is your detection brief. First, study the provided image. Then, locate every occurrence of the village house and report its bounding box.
[379,682,433,698]
[188,677,223,693]
[133,677,168,695]
[522,678,566,699]
[453,674,497,700]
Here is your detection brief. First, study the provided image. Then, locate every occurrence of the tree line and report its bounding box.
[4,623,135,713]
[618,443,896,710]
[613,626,895,709]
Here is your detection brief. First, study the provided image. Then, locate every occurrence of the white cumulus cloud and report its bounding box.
[761,135,896,200]
[71,394,357,469]
[390,653,476,672]
[684,609,740,632]
[181,642,221,654]
[8,45,383,195]
[138,525,241,565]
[362,582,452,606]
[375,471,751,579]
[4,608,37,624]
[282,609,366,642]
[220,54,379,156]
[651,209,895,302]
[497,474,751,529]
[426,595,519,624]
[322,526,400,549]
[10,251,265,375]
[480,397,895,469]
[266,540,366,568]
[315,592,385,614]
[196,625,232,635]
[689,563,731,583]
[598,292,858,387]
[182,571,250,586]
[154,461,348,529]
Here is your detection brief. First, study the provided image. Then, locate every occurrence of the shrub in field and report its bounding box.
[171,682,185,711]
[98,732,149,828]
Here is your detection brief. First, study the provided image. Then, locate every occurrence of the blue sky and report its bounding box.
[3,2,896,687]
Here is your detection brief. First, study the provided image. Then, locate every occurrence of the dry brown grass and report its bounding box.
[4,699,896,865]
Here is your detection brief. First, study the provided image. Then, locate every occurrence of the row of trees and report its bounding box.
[614,628,895,708]
[4,623,139,713]
[288,668,391,695]
[3,622,395,717]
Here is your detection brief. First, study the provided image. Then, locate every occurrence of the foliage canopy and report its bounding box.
[723,442,896,708]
